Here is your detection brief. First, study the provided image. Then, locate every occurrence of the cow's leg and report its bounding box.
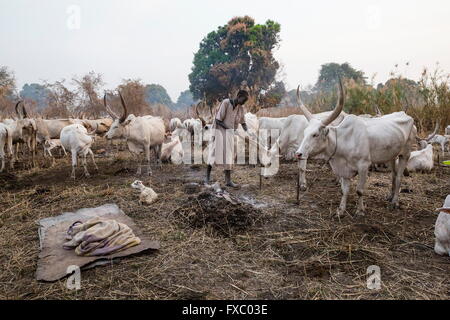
[82,150,90,177]
[356,167,368,216]
[62,145,68,156]
[10,146,16,169]
[155,144,162,168]
[298,159,307,191]
[47,148,56,166]
[70,150,77,179]
[0,146,4,172]
[391,155,407,208]
[135,153,142,175]
[145,145,152,176]
[88,148,98,171]
[337,177,350,217]
[387,159,397,202]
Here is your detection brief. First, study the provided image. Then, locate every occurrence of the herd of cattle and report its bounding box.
[0,82,450,216]
[1,80,450,256]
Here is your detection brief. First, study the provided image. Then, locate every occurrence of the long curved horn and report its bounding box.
[426,121,439,142]
[322,77,345,126]
[15,101,23,119]
[21,103,29,118]
[103,93,119,119]
[296,85,312,121]
[118,91,128,123]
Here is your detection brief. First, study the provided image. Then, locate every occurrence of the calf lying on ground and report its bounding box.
[131,180,158,205]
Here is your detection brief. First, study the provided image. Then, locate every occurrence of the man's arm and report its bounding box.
[215,119,229,130]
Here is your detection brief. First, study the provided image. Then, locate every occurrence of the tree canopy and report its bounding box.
[174,90,196,110]
[315,62,367,91]
[189,16,281,106]
[20,83,50,111]
[145,84,174,107]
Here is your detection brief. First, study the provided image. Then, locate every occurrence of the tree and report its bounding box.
[144,84,173,107]
[43,79,76,118]
[259,81,286,108]
[0,66,17,115]
[20,83,51,112]
[315,62,366,92]
[189,16,281,110]
[72,71,105,117]
[174,90,196,110]
[117,79,151,116]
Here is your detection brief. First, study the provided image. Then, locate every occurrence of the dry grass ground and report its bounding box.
[0,139,449,300]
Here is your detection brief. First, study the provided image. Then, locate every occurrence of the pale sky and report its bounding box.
[1,0,450,101]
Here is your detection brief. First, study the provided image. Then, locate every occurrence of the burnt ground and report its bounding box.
[0,138,449,300]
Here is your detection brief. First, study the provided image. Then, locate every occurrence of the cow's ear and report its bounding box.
[122,115,134,126]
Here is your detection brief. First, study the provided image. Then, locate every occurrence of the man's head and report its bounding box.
[236,90,249,106]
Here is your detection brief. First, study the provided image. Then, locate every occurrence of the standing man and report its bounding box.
[205,90,249,187]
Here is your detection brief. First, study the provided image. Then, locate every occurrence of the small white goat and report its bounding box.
[435,195,450,256]
[131,180,158,205]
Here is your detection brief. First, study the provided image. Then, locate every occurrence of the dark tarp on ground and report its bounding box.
[36,203,160,282]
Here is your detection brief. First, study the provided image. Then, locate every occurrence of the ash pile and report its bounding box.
[173,185,262,237]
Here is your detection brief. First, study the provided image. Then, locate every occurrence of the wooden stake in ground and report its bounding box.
[259,167,262,191]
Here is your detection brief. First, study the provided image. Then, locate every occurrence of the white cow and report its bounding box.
[244,112,259,137]
[258,116,287,148]
[42,119,79,139]
[80,118,113,136]
[104,92,165,176]
[2,102,36,167]
[169,118,183,132]
[435,195,450,256]
[60,124,98,179]
[295,79,416,216]
[161,130,184,164]
[406,144,434,173]
[258,116,287,132]
[405,126,438,173]
[183,118,202,137]
[261,97,346,191]
[15,103,37,164]
[0,123,13,172]
[428,134,449,157]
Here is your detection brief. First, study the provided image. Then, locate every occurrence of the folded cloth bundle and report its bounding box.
[63,217,141,256]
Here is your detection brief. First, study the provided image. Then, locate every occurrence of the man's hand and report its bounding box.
[215,119,229,130]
